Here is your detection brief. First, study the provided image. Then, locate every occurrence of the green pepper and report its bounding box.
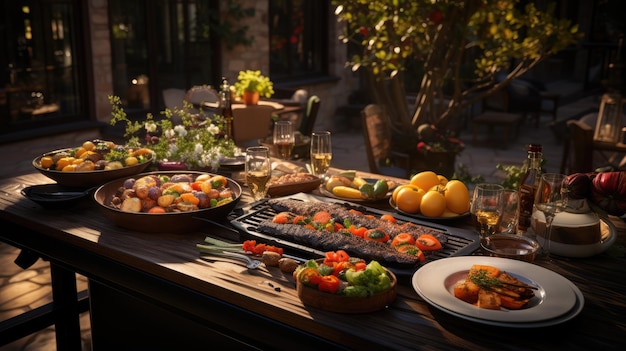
[372,179,389,199]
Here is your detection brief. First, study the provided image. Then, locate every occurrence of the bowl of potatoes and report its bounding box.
[33,140,153,188]
[93,171,242,233]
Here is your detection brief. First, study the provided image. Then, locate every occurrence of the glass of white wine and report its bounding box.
[310,131,332,177]
[273,121,295,160]
[245,146,271,201]
[470,183,504,253]
[534,173,568,261]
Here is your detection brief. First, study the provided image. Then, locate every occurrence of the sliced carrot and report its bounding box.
[272,212,290,224]
[179,192,200,205]
[380,214,397,223]
[293,215,307,225]
[312,211,332,224]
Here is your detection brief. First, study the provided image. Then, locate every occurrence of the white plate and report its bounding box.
[412,256,581,324]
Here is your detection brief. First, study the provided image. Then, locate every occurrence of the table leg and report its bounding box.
[50,263,83,351]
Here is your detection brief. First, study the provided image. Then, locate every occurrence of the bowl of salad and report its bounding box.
[293,251,397,313]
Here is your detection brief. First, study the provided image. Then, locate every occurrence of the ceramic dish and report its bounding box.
[21,184,92,209]
[319,178,396,203]
[412,256,583,326]
[531,217,617,258]
[94,171,241,233]
[389,198,469,221]
[33,147,153,188]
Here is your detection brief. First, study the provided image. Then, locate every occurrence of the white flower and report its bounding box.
[207,123,220,135]
[145,122,157,133]
[164,128,175,139]
[173,125,187,138]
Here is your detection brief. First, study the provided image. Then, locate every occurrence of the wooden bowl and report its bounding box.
[93,171,241,233]
[296,268,397,314]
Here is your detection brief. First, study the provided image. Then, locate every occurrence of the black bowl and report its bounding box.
[93,171,242,233]
[33,147,153,188]
[21,184,91,209]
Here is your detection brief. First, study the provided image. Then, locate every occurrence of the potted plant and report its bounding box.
[233,70,275,105]
[333,0,581,174]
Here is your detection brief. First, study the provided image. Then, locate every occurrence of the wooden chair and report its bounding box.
[298,95,321,137]
[562,119,594,173]
[361,104,412,178]
[232,105,275,148]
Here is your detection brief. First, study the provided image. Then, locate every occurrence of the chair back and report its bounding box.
[162,88,186,109]
[232,105,275,147]
[361,104,392,174]
[565,119,594,173]
[299,95,321,137]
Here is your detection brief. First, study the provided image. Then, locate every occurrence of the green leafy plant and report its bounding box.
[233,70,275,98]
[333,0,582,145]
[108,95,239,170]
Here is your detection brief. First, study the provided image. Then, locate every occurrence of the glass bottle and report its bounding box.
[219,77,234,139]
[517,144,543,236]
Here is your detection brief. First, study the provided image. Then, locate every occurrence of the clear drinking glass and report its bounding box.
[534,173,568,260]
[273,121,295,160]
[470,184,504,252]
[245,146,271,201]
[499,189,520,234]
[310,131,332,177]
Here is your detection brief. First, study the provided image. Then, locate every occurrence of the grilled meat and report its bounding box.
[258,221,421,268]
[266,198,447,244]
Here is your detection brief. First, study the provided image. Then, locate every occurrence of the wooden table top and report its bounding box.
[1,170,626,350]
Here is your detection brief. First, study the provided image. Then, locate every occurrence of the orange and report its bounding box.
[444,180,471,214]
[395,187,425,214]
[420,190,447,217]
[410,171,440,192]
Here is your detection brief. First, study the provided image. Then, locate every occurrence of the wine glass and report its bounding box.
[273,121,295,160]
[470,184,504,253]
[245,146,271,201]
[310,131,332,177]
[534,173,568,260]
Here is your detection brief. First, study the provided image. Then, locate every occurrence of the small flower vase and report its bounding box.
[243,91,260,105]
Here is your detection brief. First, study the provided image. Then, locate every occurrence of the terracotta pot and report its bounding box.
[242,91,260,105]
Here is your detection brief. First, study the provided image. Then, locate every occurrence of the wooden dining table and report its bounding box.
[1,168,625,350]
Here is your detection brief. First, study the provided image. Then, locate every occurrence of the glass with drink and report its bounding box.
[245,146,271,201]
[273,121,295,159]
[310,131,332,177]
[470,184,504,252]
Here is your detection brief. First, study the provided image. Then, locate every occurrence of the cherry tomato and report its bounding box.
[317,274,340,294]
[391,233,416,247]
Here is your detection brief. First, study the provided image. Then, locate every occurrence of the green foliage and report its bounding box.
[332,0,582,132]
[453,163,485,185]
[233,70,275,98]
[496,163,525,190]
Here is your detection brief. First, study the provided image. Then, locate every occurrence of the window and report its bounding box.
[108,0,219,116]
[269,0,329,83]
[0,0,85,135]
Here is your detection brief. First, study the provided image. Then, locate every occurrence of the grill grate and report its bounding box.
[231,195,479,270]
